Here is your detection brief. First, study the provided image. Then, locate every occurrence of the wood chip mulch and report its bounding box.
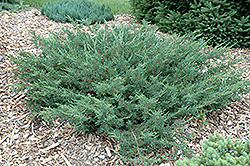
[0,7,250,166]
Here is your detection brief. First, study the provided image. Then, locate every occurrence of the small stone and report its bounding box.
[23,133,29,139]
[105,147,112,157]
[159,163,171,166]
[1,95,8,100]
[54,154,59,159]
[22,155,29,160]
[0,56,4,62]
[13,134,19,140]
[94,158,99,162]
[88,134,92,142]
[228,120,233,125]
[98,155,105,159]
[85,144,92,151]
[85,161,91,164]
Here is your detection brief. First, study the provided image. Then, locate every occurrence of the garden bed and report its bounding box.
[1,7,250,166]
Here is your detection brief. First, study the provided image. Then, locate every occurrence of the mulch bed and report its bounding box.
[1,7,250,166]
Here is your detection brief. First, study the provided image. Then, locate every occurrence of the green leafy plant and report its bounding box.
[175,132,250,166]
[40,0,114,25]
[10,20,249,164]
[1,10,9,14]
[15,0,29,11]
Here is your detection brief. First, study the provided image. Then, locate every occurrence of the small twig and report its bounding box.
[41,157,53,165]
[55,121,65,129]
[10,123,17,145]
[31,122,37,136]
[0,113,30,123]
[64,128,76,138]
[0,114,5,117]
[130,127,144,165]
[15,94,26,102]
[59,151,72,166]
[218,116,230,134]
[207,120,218,127]
[0,135,8,144]
[4,149,17,166]
[16,119,23,126]
[40,142,60,153]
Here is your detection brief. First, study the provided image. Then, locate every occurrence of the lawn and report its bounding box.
[23,0,132,14]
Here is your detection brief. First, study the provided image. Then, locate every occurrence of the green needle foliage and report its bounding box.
[175,132,250,166]
[40,0,114,25]
[10,21,249,164]
[131,0,250,48]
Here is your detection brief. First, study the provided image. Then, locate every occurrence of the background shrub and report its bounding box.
[11,22,249,164]
[130,0,192,25]
[40,0,114,25]
[131,0,250,48]
[1,0,28,11]
[0,1,12,10]
[4,0,20,4]
[175,132,250,166]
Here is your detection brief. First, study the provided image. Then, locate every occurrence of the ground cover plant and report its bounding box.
[10,17,250,164]
[1,0,249,165]
[175,132,250,166]
[40,0,114,25]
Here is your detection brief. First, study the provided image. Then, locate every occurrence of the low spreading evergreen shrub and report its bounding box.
[40,0,114,25]
[11,21,249,164]
[175,132,250,166]
[131,0,250,48]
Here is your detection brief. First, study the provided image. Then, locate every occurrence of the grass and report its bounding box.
[23,0,132,14]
